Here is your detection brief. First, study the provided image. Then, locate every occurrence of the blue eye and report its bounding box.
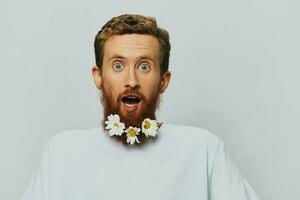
[139,63,150,72]
[113,63,123,71]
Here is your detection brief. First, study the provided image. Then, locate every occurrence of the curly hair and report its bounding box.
[94,14,171,74]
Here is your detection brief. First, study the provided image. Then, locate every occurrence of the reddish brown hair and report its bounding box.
[94,14,171,74]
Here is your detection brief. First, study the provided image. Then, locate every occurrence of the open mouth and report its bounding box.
[121,95,141,105]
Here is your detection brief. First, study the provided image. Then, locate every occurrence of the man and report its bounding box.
[22,14,260,200]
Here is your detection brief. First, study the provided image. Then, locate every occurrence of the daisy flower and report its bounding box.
[142,118,159,137]
[125,126,141,145]
[104,114,125,136]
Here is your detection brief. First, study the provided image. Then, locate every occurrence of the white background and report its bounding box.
[1,0,299,199]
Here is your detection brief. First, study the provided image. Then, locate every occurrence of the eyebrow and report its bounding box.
[108,54,155,62]
[108,55,126,61]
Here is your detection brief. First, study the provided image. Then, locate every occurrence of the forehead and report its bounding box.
[103,34,160,61]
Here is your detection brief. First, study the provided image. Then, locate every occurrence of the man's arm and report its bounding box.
[209,139,260,200]
[22,141,50,200]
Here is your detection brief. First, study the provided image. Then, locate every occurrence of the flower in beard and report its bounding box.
[125,126,141,145]
[142,118,159,137]
[104,114,125,136]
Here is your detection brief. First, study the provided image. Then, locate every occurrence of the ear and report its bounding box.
[92,65,102,90]
[159,71,171,93]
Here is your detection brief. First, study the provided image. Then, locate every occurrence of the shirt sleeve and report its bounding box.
[209,139,260,200]
[22,141,50,200]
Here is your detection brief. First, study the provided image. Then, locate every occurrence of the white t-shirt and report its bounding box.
[22,124,260,200]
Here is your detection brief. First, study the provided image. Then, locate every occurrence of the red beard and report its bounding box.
[100,85,161,145]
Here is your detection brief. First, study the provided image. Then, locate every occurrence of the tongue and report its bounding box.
[122,102,139,112]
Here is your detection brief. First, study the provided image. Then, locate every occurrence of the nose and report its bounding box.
[125,68,140,89]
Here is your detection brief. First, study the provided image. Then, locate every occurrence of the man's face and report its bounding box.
[92,34,171,129]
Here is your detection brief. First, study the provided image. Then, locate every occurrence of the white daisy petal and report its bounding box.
[130,139,134,145]
[108,129,115,136]
[120,122,125,129]
[113,114,120,121]
[105,124,111,130]
[107,114,114,121]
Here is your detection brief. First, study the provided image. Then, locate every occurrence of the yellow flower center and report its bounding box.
[128,128,137,137]
[144,120,151,129]
[113,123,119,129]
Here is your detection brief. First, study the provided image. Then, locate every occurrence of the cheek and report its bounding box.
[102,75,123,102]
[140,75,161,98]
